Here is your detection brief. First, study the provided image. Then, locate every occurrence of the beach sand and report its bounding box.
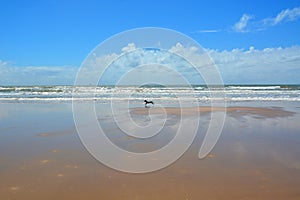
[132,106,296,118]
[0,102,300,199]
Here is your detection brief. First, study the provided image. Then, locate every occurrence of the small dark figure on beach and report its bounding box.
[144,100,154,107]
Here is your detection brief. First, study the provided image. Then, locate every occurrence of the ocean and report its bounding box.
[0,85,300,103]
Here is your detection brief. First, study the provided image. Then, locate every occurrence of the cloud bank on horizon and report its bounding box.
[1,43,300,85]
[0,61,77,85]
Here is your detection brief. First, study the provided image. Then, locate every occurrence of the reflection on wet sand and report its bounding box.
[132,106,296,118]
[0,103,300,199]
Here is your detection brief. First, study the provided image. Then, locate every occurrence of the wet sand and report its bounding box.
[132,106,296,118]
[1,103,300,199]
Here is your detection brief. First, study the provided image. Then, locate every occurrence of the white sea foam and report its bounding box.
[228,86,282,90]
[0,85,299,103]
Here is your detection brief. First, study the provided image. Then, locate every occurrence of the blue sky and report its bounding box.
[0,0,300,85]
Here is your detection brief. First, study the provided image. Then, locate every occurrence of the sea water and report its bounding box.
[0,85,300,103]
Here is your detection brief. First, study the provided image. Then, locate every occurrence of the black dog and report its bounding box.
[144,100,154,107]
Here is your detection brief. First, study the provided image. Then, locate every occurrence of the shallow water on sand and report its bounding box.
[0,102,300,200]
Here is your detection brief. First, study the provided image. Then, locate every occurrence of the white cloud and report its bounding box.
[233,7,300,33]
[1,44,300,85]
[0,60,77,85]
[121,43,136,52]
[80,43,300,85]
[194,29,222,33]
[232,14,253,33]
[96,43,204,85]
[270,7,300,25]
[208,46,300,84]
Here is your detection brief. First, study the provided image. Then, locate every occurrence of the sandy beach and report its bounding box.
[132,106,296,118]
[0,102,300,200]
